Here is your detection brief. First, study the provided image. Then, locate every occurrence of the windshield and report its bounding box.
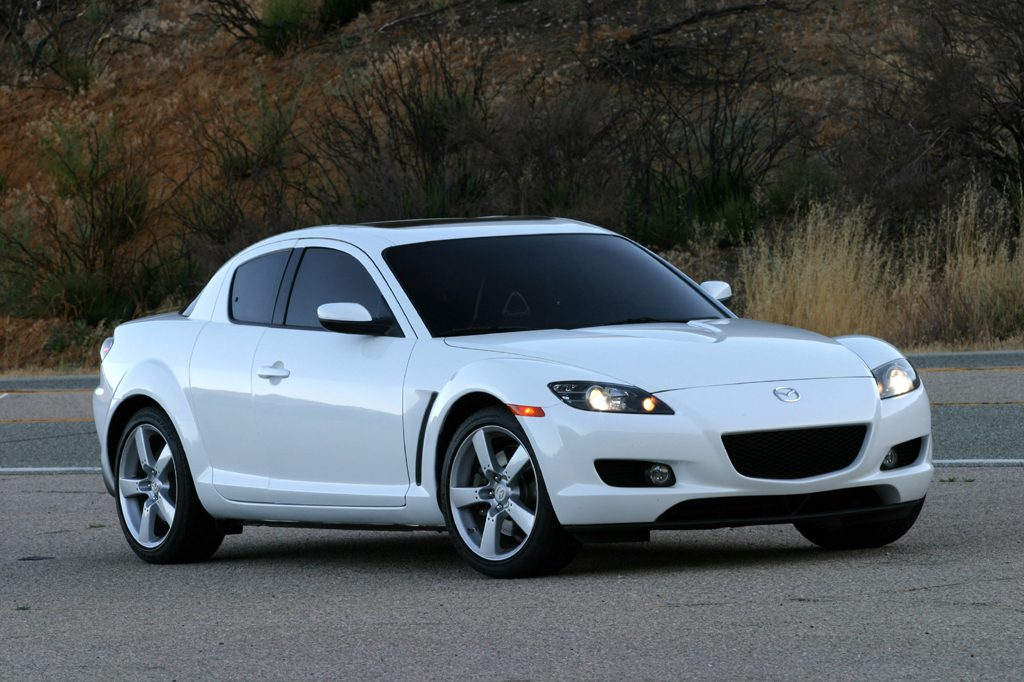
[384,233,725,337]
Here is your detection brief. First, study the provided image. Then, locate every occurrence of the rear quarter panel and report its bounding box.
[95,314,207,496]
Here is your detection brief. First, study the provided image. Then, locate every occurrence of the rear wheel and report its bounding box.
[794,498,925,550]
[441,407,579,578]
[115,407,224,563]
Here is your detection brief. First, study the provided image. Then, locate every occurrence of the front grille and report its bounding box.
[721,425,867,480]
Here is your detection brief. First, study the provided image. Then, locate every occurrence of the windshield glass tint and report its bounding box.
[384,234,723,337]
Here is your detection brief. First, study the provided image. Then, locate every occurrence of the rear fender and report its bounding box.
[106,360,217,511]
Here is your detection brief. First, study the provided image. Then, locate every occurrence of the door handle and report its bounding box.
[257,365,291,379]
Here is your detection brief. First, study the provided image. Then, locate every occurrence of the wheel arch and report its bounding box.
[105,394,165,479]
[414,355,606,516]
[103,359,212,508]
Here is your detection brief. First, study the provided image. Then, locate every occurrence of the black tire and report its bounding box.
[114,407,224,563]
[440,406,579,578]
[794,498,925,550]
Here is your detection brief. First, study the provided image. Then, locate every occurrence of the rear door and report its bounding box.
[251,240,416,507]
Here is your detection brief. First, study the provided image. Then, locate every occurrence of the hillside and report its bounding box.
[1,0,1022,369]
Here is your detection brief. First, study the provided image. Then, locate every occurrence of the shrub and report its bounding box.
[319,0,371,28]
[0,0,139,92]
[203,77,300,180]
[258,0,312,56]
[302,36,500,221]
[176,77,303,273]
[609,10,804,248]
[0,116,166,325]
[54,53,92,95]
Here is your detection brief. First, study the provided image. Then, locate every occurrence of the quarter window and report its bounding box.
[229,250,290,325]
[284,248,393,329]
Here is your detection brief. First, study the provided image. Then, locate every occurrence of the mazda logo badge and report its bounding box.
[773,387,801,403]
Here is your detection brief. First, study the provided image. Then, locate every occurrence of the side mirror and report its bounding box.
[700,280,732,303]
[317,302,394,336]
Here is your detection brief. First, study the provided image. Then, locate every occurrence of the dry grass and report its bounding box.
[0,316,103,373]
[740,186,1024,348]
[4,186,1021,374]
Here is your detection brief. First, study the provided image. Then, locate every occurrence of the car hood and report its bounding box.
[444,318,873,392]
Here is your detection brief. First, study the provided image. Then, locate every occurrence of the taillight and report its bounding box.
[99,336,114,361]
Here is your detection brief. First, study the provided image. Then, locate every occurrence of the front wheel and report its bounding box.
[794,498,925,550]
[440,407,579,578]
[114,407,224,563]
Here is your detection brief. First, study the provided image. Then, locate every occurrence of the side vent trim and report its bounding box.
[415,392,439,486]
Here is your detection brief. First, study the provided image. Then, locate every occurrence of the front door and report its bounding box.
[251,241,415,507]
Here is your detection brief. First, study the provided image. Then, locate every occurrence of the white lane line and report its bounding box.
[0,467,102,474]
[933,459,1024,467]
[0,393,7,399]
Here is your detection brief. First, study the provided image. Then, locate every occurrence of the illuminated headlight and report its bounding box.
[548,382,673,414]
[872,358,920,399]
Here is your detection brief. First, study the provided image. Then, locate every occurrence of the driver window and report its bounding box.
[284,248,394,329]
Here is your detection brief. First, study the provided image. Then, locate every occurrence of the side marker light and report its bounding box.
[507,404,546,418]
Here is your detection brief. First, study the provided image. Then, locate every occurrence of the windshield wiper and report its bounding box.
[444,325,535,337]
[586,317,692,327]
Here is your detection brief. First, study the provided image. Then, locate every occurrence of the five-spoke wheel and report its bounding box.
[114,407,224,563]
[448,424,539,560]
[118,423,177,548]
[441,407,578,578]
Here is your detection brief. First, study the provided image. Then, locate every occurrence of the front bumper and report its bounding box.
[525,377,932,526]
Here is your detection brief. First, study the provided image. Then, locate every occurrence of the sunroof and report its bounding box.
[359,216,558,228]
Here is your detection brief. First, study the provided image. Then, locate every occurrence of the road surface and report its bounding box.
[0,352,1021,680]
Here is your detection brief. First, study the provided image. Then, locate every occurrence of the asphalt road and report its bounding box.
[0,352,1021,679]
[1,469,1021,680]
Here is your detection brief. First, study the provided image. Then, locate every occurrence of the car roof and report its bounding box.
[239,216,613,256]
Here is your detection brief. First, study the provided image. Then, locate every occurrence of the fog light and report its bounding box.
[881,449,899,470]
[645,463,675,486]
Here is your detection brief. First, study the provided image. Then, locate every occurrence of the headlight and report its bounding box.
[548,382,673,414]
[872,358,920,399]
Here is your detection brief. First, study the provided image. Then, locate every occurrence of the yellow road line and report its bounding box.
[0,388,92,394]
[920,367,1024,373]
[0,417,94,424]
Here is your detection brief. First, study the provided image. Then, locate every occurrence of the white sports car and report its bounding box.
[93,217,932,577]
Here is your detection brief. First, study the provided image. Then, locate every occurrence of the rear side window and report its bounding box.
[230,250,290,325]
[284,248,392,328]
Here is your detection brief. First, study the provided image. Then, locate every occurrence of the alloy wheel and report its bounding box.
[448,425,539,560]
[117,423,177,548]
